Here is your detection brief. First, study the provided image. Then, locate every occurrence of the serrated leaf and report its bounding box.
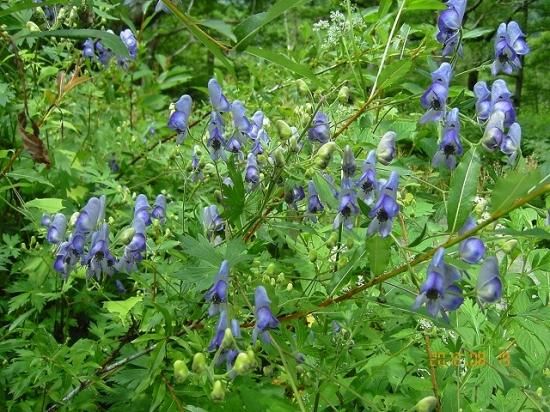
[447,149,481,233]
[366,236,392,275]
[490,170,541,214]
[103,296,143,322]
[25,197,64,213]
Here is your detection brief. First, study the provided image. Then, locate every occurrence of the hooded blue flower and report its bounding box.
[500,122,521,164]
[41,214,52,228]
[308,112,330,144]
[249,111,264,140]
[458,216,485,264]
[432,108,463,169]
[245,153,260,185]
[95,41,112,66]
[134,194,151,226]
[120,29,138,59]
[208,78,231,112]
[481,110,505,151]
[203,205,225,242]
[492,21,529,76]
[82,39,95,58]
[436,0,466,56]
[413,248,463,320]
[207,111,226,161]
[356,150,378,205]
[205,260,230,316]
[490,80,516,127]
[209,309,229,351]
[376,131,397,165]
[116,217,147,273]
[230,100,252,135]
[46,213,67,244]
[151,194,167,223]
[53,238,82,279]
[333,188,360,230]
[341,145,356,182]
[226,132,243,155]
[168,95,192,144]
[253,286,279,344]
[75,196,104,235]
[474,81,492,122]
[420,63,452,124]
[367,171,399,237]
[307,181,324,214]
[476,257,502,303]
[83,223,117,279]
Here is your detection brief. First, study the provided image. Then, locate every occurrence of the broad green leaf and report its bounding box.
[234,0,308,50]
[246,47,320,85]
[377,60,413,90]
[313,173,338,209]
[366,236,392,275]
[462,27,494,39]
[447,149,481,233]
[103,296,143,321]
[15,29,129,57]
[25,198,64,213]
[378,0,393,19]
[490,170,541,214]
[200,19,237,42]
[406,0,446,10]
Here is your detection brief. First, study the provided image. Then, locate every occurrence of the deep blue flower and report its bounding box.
[249,111,264,140]
[490,80,516,127]
[226,133,243,154]
[356,150,378,205]
[205,260,230,316]
[500,122,521,164]
[459,238,485,264]
[376,131,397,165]
[253,286,279,344]
[95,41,112,66]
[251,138,264,155]
[53,239,81,279]
[208,78,231,112]
[46,213,67,244]
[436,0,466,56]
[120,29,137,59]
[230,100,252,135]
[41,214,52,228]
[413,248,463,320]
[207,111,226,160]
[168,95,192,144]
[476,257,502,303]
[333,190,360,230]
[492,21,529,76]
[82,39,95,58]
[474,81,491,122]
[341,145,356,181]
[151,194,167,223]
[420,63,452,124]
[307,181,324,214]
[203,204,225,239]
[209,309,229,351]
[245,153,260,185]
[134,194,151,226]
[83,223,117,279]
[432,108,463,169]
[367,171,400,237]
[116,217,147,273]
[75,196,104,234]
[308,112,330,144]
[481,110,505,151]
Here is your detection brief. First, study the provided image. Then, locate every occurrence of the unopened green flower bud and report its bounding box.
[233,352,251,375]
[277,273,285,283]
[119,227,136,245]
[286,282,293,291]
[536,387,543,397]
[173,360,189,383]
[20,242,27,250]
[246,349,257,368]
[26,21,40,32]
[288,136,300,153]
[414,395,438,412]
[203,163,216,178]
[272,147,286,168]
[211,380,225,401]
[263,365,274,376]
[214,190,223,204]
[337,256,349,269]
[309,250,317,262]
[275,120,293,140]
[315,142,337,169]
[326,232,338,248]
[266,263,276,275]
[30,236,37,248]
[346,238,355,250]
[502,239,518,252]
[221,328,235,350]
[270,277,276,286]
[338,86,350,104]
[192,352,207,373]
[296,79,309,95]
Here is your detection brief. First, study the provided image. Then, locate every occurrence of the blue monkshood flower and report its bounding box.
[308,112,330,144]
[476,257,502,303]
[230,101,252,135]
[83,223,117,279]
[168,95,192,144]
[251,138,264,155]
[207,111,226,161]
[203,205,225,238]
[155,0,170,12]
[307,181,324,214]
[490,80,516,127]
[342,145,356,180]
[500,122,521,164]
[333,189,360,230]
[82,39,95,58]
[41,214,52,228]
[54,238,81,279]
[116,217,147,273]
[95,41,112,65]
[249,111,264,140]
[459,217,485,264]
[226,133,243,154]
[432,108,463,169]
[481,110,505,151]
[253,286,279,344]
[436,0,466,56]
[420,63,452,124]
[376,131,397,165]
[208,309,229,351]
[47,213,67,244]
[134,194,151,226]
[75,196,103,235]
[474,81,492,122]
[120,29,138,59]
[151,194,167,223]
[356,150,378,205]
[245,153,260,185]
[413,248,463,320]
[492,21,529,76]
[285,185,305,208]
[367,171,400,237]
[208,78,231,112]
[205,260,230,316]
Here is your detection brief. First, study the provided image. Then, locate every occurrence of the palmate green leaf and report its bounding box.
[490,169,542,214]
[15,29,129,58]
[366,236,392,275]
[447,148,481,233]
[103,296,143,322]
[246,47,321,85]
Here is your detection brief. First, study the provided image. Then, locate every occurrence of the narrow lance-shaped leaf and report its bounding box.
[447,148,481,233]
[490,170,542,214]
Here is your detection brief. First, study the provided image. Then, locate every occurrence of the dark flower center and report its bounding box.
[95,251,104,261]
[431,98,441,110]
[362,181,373,193]
[377,208,389,222]
[426,288,439,300]
[443,144,456,156]
[341,205,351,217]
[212,139,222,150]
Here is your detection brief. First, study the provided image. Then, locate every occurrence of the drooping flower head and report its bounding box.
[481,110,505,151]
[307,181,324,214]
[205,260,230,316]
[476,257,502,303]
[151,194,167,223]
[432,108,463,169]
[46,213,67,244]
[207,111,226,161]
[490,80,516,127]
[83,223,117,279]
[420,63,452,124]
[208,78,231,112]
[253,286,279,344]
[356,150,378,205]
[367,171,400,238]
[245,153,260,185]
[500,122,521,164]
[474,81,492,122]
[308,112,330,144]
[413,248,463,320]
[436,0,466,56]
[168,95,192,144]
[492,21,529,76]
[376,131,397,165]
[82,38,95,58]
[120,29,138,60]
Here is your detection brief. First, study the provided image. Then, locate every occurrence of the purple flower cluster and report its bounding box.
[432,108,463,169]
[420,62,452,124]
[436,0,466,56]
[81,28,138,67]
[492,21,529,76]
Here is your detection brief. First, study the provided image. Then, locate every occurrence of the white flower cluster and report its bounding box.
[313,9,365,49]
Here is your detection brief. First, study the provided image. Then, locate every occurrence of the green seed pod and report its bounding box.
[296,79,309,95]
[232,352,251,375]
[211,380,225,401]
[308,249,318,262]
[191,352,207,374]
[275,120,293,140]
[414,396,438,412]
[173,360,189,383]
[338,86,350,104]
